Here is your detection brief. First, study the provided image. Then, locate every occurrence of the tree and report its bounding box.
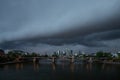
[96,51,104,58]
[117,53,120,59]
[96,51,112,59]
[52,52,58,57]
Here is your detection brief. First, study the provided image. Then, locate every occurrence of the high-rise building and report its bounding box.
[0,49,5,57]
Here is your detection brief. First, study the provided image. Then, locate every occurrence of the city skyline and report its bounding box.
[0,0,120,53]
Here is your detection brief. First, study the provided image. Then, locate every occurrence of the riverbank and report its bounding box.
[102,61,120,64]
[1,60,120,65]
[0,61,32,65]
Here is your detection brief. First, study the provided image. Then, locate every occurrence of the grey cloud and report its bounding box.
[0,0,120,53]
[1,29,120,49]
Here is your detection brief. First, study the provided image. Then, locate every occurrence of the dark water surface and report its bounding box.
[0,62,120,80]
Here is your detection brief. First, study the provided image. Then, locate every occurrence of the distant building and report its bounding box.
[118,51,120,54]
[112,53,118,58]
[0,49,5,57]
[9,50,25,54]
[81,51,85,55]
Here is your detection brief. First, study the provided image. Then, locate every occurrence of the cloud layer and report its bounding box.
[0,0,120,53]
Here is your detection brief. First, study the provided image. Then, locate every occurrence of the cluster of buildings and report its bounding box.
[0,49,5,57]
[1,48,120,58]
[1,48,120,64]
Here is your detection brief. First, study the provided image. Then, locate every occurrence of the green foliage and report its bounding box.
[0,56,7,63]
[117,53,120,59]
[52,52,58,57]
[44,54,48,57]
[6,50,25,61]
[31,52,38,57]
[96,51,112,59]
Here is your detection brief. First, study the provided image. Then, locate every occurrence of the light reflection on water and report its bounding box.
[0,62,120,80]
[16,63,23,70]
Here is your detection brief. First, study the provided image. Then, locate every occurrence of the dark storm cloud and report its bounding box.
[27,29,120,47]
[16,17,120,47]
[2,29,120,49]
[0,0,120,52]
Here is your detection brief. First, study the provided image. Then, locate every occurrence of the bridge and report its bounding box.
[15,56,94,64]
[15,56,75,63]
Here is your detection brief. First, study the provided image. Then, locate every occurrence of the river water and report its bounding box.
[0,62,120,80]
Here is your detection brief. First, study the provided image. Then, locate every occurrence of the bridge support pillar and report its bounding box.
[89,57,93,63]
[33,57,39,63]
[33,57,36,63]
[70,56,74,63]
[52,57,56,63]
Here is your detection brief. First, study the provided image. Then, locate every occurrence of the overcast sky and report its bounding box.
[0,0,120,54]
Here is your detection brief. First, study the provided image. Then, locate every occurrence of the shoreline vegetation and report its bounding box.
[0,61,27,65]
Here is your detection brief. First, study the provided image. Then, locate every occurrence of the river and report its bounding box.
[0,62,120,80]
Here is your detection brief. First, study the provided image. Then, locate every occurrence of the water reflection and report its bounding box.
[0,63,120,80]
[16,63,23,70]
[102,63,105,70]
[62,62,65,69]
[4,65,9,70]
[86,63,92,72]
[33,63,39,71]
[1,63,115,72]
[52,63,56,71]
[70,63,74,72]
